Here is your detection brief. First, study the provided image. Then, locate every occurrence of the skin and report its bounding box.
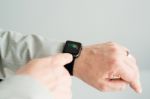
[74,42,142,93]
[16,41,142,99]
[17,53,73,99]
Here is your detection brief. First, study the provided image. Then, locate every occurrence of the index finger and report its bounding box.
[118,64,142,93]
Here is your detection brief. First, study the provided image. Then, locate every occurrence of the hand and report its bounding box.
[74,42,142,93]
[17,53,73,99]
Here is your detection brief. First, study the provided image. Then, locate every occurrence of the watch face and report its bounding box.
[63,41,82,57]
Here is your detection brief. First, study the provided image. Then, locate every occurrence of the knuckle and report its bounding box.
[110,46,119,53]
[108,58,120,67]
[108,42,120,53]
[107,42,118,47]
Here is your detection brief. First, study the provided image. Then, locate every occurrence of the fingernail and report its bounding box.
[136,80,142,94]
[136,88,142,94]
[138,89,142,94]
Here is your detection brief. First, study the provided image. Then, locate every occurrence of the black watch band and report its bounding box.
[63,40,82,75]
[64,58,75,75]
[0,79,3,82]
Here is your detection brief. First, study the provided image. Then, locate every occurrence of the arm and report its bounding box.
[73,42,142,93]
[0,53,72,99]
[0,75,53,99]
[0,29,64,77]
[0,29,142,93]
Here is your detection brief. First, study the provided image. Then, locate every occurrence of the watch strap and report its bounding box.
[64,57,75,75]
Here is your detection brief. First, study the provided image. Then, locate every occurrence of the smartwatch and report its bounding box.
[63,40,82,75]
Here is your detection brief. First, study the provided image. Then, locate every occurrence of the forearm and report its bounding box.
[0,29,64,77]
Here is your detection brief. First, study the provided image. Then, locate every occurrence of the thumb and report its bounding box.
[52,53,73,66]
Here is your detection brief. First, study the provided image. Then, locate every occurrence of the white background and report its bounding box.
[0,0,150,99]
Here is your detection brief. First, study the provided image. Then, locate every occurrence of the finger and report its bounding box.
[124,57,139,77]
[115,45,142,93]
[106,79,128,91]
[52,53,73,66]
[123,57,142,93]
[130,79,142,93]
[118,64,142,93]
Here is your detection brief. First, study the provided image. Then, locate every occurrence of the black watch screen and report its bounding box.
[63,40,82,58]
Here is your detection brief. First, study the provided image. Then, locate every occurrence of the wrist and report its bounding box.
[73,47,86,78]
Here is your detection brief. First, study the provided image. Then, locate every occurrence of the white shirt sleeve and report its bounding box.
[0,75,53,99]
[0,29,65,78]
